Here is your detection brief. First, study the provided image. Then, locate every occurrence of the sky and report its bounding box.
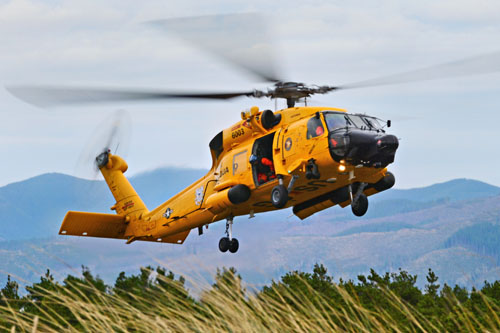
[0,0,500,188]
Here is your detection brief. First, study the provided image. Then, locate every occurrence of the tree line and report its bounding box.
[1,264,500,331]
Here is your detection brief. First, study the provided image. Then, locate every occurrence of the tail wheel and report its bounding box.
[219,237,230,252]
[351,194,368,217]
[271,185,288,208]
[229,238,239,253]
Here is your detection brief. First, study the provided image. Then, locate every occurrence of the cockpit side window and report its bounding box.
[324,113,347,131]
[306,116,325,139]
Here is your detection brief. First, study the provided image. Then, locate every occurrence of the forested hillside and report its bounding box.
[2,173,500,290]
[445,222,500,265]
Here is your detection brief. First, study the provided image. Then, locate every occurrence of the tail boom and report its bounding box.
[99,153,148,217]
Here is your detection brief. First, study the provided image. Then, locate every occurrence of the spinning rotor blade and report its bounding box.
[75,110,131,179]
[147,13,282,83]
[6,85,255,108]
[337,51,500,90]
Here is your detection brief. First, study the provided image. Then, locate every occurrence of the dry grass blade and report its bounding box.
[2,267,500,332]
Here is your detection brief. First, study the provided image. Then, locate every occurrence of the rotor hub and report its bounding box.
[95,150,110,168]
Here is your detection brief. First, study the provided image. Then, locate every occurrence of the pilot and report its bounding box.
[307,117,325,139]
[315,125,324,136]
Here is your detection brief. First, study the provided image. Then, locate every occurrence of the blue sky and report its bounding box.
[0,0,500,188]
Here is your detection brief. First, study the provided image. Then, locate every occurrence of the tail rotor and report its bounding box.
[75,110,132,180]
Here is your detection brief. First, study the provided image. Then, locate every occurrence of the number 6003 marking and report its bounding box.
[232,128,245,139]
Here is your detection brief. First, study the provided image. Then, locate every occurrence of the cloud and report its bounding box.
[0,0,499,188]
[403,0,500,23]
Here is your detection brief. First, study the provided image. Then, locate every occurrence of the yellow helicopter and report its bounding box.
[63,102,397,253]
[6,14,500,253]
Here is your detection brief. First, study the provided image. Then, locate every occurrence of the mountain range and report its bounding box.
[1,169,500,291]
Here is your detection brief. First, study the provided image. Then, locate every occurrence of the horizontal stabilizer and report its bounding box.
[138,230,191,245]
[59,211,190,244]
[59,211,127,239]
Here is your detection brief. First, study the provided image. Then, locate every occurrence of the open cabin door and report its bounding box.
[251,132,277,186]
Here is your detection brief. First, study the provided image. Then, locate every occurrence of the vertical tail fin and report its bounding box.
[97,152,148,217]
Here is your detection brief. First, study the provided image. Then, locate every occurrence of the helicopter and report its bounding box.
[62,102,398,254]
[6,14,500,253]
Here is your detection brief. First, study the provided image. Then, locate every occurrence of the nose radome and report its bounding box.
[328,129,399,168]
[377,135,399,153]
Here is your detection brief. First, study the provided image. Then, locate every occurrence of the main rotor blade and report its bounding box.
[337,51,500,90]
[5,85,255,108]
[147,13,282,83]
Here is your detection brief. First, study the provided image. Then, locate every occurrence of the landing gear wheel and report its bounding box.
[271,185,288,208]
[219,237,230,252]
[229,238,239,253]
[351,194,368,217]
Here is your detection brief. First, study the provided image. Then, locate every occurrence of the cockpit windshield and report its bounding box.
[347,115,366,128]
[324,112,384,131]
[364,117,382,130]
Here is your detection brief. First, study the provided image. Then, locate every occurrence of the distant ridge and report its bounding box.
[2,170,500,290]
[0,171,498,241]
[0,168,206,241]
[374,178,500,203]
[319,178,500,221]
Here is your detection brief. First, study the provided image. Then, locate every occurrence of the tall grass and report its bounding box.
[1,268,500,332]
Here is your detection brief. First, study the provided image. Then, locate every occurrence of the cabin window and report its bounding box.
[306,116,325,139]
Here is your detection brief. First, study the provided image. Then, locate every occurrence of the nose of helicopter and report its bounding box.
[376,134,399,154]
[329,130,399,168]
[374,134,399,166]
